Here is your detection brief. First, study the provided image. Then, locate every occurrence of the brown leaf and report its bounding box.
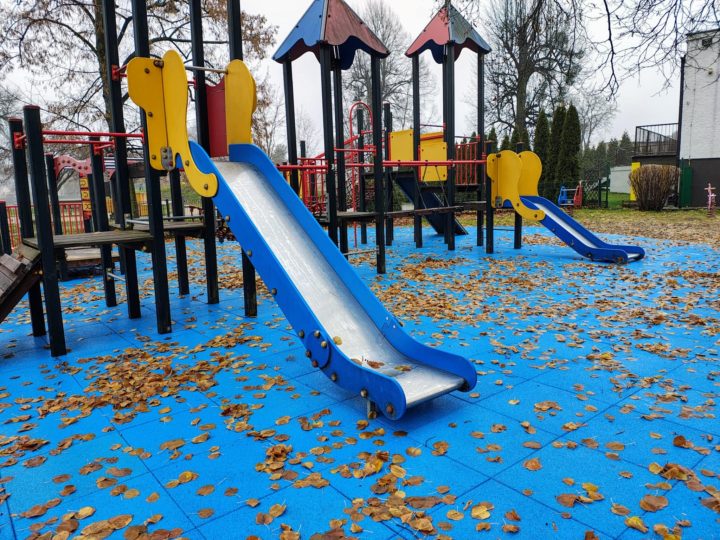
[639,494,669,512]
[196,485,215,496]
[523,458,542,471]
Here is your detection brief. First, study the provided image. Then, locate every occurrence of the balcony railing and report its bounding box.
[634,123,678,156]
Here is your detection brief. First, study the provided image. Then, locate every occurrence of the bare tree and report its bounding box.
[0,1,276,131]
[343,0,438,130]
[296,108,321,157]
[252,77,286,162]
[571,87,618,149]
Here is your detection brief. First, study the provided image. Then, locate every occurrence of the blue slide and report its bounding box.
[521,196,645,264]
[191,142,477,419]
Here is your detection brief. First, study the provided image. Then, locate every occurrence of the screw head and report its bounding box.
[148,111,153,118]
[385,404,394,415]
[144,67,150,74]
[320,341,327,349]
[313,330,321,338]
[305,350,311,358]
[298,330,305,338]
[271,288,277,295]
[311,360,318,368]
[247,250,252,257]
[330,373,337,382]
[360,389,368,398]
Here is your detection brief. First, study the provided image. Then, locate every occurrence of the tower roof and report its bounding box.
[406,4,491,63]
[273,0,389,69]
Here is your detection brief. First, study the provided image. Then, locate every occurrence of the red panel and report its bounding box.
[207,79,228,158]
[324,0,388,54]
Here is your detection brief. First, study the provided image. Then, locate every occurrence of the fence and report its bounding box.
[634,124,679,156]
[5,201,86,249]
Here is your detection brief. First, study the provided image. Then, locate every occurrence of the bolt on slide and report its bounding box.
[127,50,477,419]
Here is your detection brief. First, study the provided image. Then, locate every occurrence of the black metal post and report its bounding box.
[411,56,423,248]
[131,0,172,334]
[45,154,68,280]
[24,106,65,356]
[383,102,393,246]
[485,139,494,254]
[190,0,220,306]
[86,170,97,232]
[477,53,485,247]
[283,61,300,194]
[357,109,368,244]
[102,0,141,319]
[0,202,11,256]
[169,169,189,296]
[320,46,338,245]
[371,56,386,274]
[332,55,349,254]
[9,118,45,336]
[227,0,257,317]
[89,138,117,307]
[514,141,523,249]
[445,44,456,251]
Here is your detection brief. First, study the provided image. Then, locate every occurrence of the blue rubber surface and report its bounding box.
[0,225,718,539]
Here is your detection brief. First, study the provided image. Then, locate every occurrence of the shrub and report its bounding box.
[629,165,678,211]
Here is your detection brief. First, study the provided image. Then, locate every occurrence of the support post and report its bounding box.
[514,141,523,249]
[371,57,386,274]
[283,61,300,194]
[0,202,11,256]
[9,118,45,336]
[169,169,189,296]
[102,0,141,319]
[444,44,456,251]
[357,109,368,244]
[227,0,256,317]
[89,138,117,307]
[383,102,393,246]
[320,46,338,245]
[411,56,422,248]
[45,154,68,280]
[332,55,349,254]
[24,106,65,356]
[131,0,172,334]
[190,0,220,306]
[477,53,485,247]
[485,139,494,254]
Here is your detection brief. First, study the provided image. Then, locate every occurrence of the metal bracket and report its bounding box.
[160,146,174,170]
[13,132,26,150]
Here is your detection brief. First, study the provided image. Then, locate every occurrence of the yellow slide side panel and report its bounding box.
[127,58,168,172]
[630,162,640,201]
[517,151,542,197]
[419,134,447,181]
[389,130,413,162]
[486,150,545,221]
[160,51,218,197]
[225,59,257,146]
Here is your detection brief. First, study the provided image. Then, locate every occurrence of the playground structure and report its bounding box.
[0,0,643,413]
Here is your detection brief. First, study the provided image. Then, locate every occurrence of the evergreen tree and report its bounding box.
[546,105,566,199]
[596,141,609,177]
[534,110,550,193]
[607,137,620,166]
[617,131,633,166]
[555,104,582,198]
[510,128,519,149]
[488,126,498,150]
[500,134,511,151]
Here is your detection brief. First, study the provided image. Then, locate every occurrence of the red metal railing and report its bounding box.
[5,201,86,249]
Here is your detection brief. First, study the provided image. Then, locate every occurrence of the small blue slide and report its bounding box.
[191,142,476,419]
[521,195,645,264]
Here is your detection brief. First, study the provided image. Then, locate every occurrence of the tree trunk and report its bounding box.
[92,0,113,133]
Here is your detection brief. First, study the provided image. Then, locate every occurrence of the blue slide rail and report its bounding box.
[521,195,645,264]
[191,142,477,419]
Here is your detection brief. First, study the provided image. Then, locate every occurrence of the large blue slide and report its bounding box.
[191,142,476,419]
[521,195,645,264]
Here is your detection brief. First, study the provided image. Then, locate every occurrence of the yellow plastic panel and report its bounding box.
[630,161,639,201]
[225,59,257,145]
[127,57,168,171]
[389,130,413,162]
[486,150,545,221]
[518,151,542,197]
[419,133,447,181]
[160,50,218,197]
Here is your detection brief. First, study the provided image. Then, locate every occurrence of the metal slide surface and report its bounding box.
[191,142,476,419]
[521,195,645,264]
[395,174,468,236]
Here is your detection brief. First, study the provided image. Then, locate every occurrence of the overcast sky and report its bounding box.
[242,0,681,145]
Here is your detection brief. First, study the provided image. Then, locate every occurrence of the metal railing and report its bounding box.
[634,123,678,156]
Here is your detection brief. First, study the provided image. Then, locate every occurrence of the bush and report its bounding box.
[629,165,678,211]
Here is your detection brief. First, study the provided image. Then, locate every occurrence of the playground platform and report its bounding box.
[0,226,718,539]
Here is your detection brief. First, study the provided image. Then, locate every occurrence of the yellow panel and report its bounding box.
[419,135,447,181]
[630,161,640,201]
[127,57,168,171]
[79,177,89,188]
[517,151,542,197]
[486,150,545,221]
[225,59,257,145]
[160,51,218,197]
[389,130,413,162]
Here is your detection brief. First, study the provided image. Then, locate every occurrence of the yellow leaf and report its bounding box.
[625,516,648,533]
